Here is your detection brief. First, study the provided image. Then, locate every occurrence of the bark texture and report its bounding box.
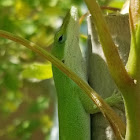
[87,14,130,140]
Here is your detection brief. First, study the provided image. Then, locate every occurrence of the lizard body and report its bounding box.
[51,7,94,140]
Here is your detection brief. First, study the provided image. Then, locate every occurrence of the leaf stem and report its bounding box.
[84,0,134,89]
[0,30,125,139]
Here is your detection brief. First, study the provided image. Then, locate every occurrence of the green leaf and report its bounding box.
[22,63,53,80]
[109,0,125,8]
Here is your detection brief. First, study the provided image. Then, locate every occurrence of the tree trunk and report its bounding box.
[87,14,130,140]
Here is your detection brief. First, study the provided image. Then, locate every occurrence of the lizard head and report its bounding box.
[51,6,79,63]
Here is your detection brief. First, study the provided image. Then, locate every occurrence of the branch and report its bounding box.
[0,30,125,139]
[84,0,134,89]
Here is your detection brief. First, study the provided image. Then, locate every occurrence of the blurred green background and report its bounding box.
[0,0,125,140]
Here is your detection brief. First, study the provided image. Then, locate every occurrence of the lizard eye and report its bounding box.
[58,35,66,43]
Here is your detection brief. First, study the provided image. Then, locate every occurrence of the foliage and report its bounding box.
[22,63,53,80]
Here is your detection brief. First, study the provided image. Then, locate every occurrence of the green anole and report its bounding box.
[51,6,93,140]
[51,6,123,140]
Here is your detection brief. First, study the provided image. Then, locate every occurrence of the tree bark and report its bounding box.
[87,14,130,140]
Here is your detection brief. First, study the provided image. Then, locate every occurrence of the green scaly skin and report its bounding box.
[51,7,94,140]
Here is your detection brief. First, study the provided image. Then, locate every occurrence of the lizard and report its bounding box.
[51,6,123,140]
